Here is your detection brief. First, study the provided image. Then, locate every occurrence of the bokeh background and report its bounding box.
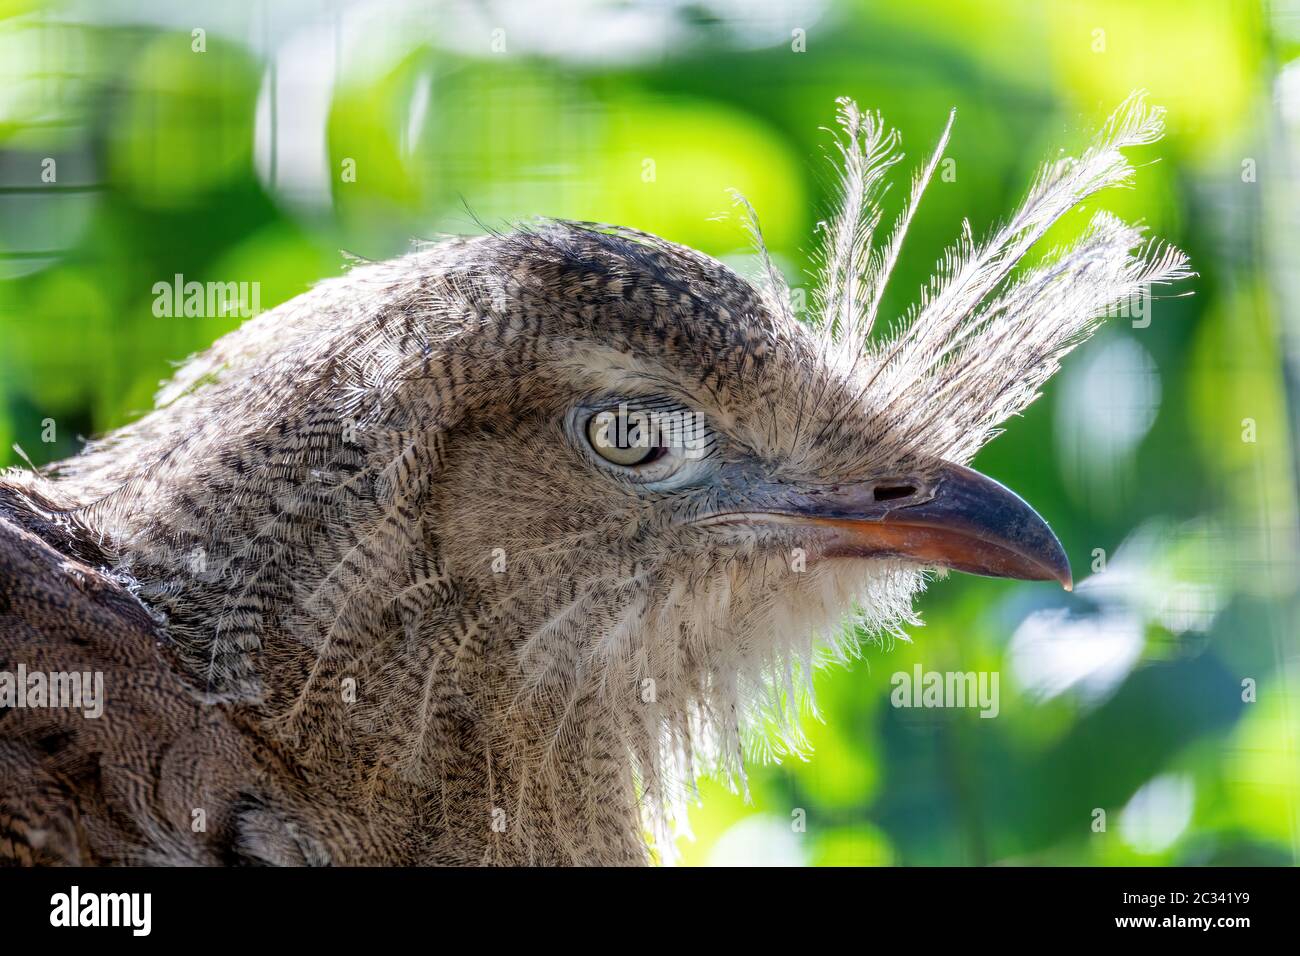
[1,0,1297,865]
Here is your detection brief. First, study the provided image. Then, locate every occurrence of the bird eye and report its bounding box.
[586,410,667,468]
[575,401,711,487]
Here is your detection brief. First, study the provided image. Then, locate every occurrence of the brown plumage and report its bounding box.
[0,96,1188,865]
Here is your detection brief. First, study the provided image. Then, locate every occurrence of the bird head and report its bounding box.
[412,94,1187,794]
[426,222,1079,734]
[52,93,1188,853]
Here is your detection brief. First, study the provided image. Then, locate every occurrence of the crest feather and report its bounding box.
[762,91,1192,466]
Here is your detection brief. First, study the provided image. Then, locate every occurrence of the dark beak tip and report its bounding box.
[1037,534,1073,592]
[1054,558,1074,592]
[1020,521,1072,592]
[905,462,1076,590]
[1044,526,1073,592]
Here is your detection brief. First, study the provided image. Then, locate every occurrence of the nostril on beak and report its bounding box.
[872,483,918,503]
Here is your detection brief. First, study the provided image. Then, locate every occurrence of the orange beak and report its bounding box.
[697,461,1072,589]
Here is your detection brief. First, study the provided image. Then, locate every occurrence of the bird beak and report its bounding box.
[706,461,1072,589]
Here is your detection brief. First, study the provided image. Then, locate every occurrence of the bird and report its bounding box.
[0,93,1189,866]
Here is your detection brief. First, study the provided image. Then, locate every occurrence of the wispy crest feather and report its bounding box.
[813,98,904,358]
[762,91,1191,467]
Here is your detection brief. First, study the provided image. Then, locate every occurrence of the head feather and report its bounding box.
[750,90,1192,471]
